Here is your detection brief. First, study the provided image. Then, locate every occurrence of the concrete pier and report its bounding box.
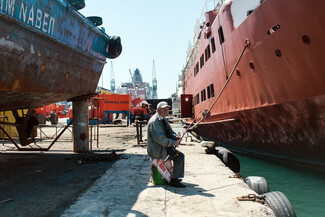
[0,121,275,216]
[62,134,274,216]
[72,99,89,152]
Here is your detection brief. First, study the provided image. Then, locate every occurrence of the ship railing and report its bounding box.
[193,0,225,43]
[183,0,225,77]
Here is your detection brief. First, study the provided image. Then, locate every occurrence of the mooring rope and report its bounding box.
[178,39,250,142]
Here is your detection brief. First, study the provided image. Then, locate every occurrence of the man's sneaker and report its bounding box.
[169,179,186,188]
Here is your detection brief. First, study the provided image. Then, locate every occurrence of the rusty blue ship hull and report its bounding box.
[0,0,121,111]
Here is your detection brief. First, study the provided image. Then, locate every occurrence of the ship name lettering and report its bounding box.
[48,16,55,35]
[35,8,42,29]
[18,0,55,35]
[5,0,15,16]
[42,12,49,33]
[19,0,27,22]
[26,5,34,26]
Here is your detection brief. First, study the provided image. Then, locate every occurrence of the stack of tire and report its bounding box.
[245,176,296,217]
[200,141,296,217]
[215,146,240,173]
[201,141,240,173]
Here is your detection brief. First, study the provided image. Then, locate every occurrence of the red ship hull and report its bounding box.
[183,0,325,167]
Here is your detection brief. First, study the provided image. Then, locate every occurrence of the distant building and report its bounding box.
[118,68,153,100]
[170,74,182,118]
[115,87,127,95]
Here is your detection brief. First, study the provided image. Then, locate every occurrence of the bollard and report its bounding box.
[136,121,146,145]
[136,121,140,145]
[139,121,143,142]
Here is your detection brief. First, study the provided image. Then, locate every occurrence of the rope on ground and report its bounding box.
[0,198,12,204]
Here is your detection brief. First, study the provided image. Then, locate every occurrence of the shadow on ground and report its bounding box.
[0,152,118,217]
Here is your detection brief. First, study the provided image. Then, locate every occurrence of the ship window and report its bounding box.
[194,62,200,76]
[205,46,211,62]
[203,89,207,101]
[205,49,208,61]
[207,86,211,99]
[218,26,225,44]
[210,84,215,97]
[200,54,204,68]
[206,45,211,60]
[201,89,206,102]
[211,37,216,53]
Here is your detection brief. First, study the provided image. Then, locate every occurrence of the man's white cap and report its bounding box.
[157,101,170,109]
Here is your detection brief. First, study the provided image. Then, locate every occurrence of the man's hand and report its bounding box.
[174,141,180,147]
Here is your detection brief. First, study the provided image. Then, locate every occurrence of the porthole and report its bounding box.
[275,49,282,57]
[302,35,311,45]
[236,69,241,77]
[249,61,255,70]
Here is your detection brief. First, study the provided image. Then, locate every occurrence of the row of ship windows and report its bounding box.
[194,84,215,105]
[194,26,225,77]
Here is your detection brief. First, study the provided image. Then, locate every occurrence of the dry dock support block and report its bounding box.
[73,99,89,152]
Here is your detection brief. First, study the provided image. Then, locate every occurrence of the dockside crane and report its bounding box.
[110,61,115,93]
[152,60,158,99]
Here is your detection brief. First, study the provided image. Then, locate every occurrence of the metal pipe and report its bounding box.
[47,120,73,151]
[97,106,99,148]
[136,121,140,145]
[0,125,20,150]
[90,118,93,151]
[139,121,143,142]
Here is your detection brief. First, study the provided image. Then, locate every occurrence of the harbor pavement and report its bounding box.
[61,138,275,216]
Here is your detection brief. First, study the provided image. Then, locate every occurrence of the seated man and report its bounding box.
[147,101,185,188]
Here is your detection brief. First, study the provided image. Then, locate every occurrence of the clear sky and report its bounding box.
[80,0,215,98]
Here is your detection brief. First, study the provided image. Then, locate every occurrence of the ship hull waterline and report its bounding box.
[186,94,325,169]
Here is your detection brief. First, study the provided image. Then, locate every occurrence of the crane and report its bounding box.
[110,61,115,93]
[152,60,158,99]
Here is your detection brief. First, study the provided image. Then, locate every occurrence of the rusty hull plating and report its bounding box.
[0,0,122,111]
[183,0,325,167]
